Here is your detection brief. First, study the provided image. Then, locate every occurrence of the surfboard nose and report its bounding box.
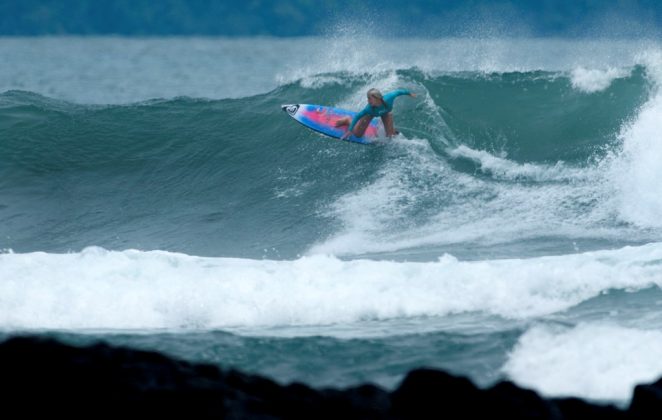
[281,104,299,116]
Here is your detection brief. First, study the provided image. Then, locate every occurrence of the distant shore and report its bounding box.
[2,0,661,38]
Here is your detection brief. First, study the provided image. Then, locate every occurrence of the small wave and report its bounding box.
[1,243,661,331]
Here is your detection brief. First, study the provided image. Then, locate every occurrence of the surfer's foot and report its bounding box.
[386,130,399,138]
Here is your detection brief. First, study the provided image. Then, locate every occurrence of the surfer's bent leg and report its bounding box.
[334,116,351,127]
[381,113,396,137]
[352,115,373,137]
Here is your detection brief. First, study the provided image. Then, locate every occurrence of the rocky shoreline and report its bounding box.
[1,336,660,418]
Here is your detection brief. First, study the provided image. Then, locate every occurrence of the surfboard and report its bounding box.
[281,104,384,145]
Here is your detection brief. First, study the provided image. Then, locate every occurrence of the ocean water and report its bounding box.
[2,36,662,405]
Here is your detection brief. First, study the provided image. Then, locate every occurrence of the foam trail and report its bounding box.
[447,145,586,182]
[503,323,662,402]
[311,137,620,257]
[1,244,662,331]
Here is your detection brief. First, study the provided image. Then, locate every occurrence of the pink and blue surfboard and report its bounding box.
[282,104,384,145]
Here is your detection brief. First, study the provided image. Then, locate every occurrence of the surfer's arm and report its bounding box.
[383,89,416,107]
[390,89,412,97]
[348,107,371,132]
[379,90,415,113]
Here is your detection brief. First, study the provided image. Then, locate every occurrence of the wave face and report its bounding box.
[0,60,658,258]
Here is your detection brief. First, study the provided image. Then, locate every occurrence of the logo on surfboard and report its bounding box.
[282,104,299,116]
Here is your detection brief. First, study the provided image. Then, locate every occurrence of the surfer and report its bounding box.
[335,88,416,139]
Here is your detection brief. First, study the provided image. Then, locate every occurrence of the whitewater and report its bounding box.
[1,36,662,405]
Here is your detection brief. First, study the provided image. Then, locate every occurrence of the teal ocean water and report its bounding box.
[2,37,662,404]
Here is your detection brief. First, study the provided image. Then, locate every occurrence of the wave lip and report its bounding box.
[570,67,631,93]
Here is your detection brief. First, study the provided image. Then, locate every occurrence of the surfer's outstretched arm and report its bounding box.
[383,89,416,108]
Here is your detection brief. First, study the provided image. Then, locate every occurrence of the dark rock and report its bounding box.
[0,336,661,419]
[486,380,562,419]
[391,368,484,418]
[630,377,662,420]
[554,397,626,420]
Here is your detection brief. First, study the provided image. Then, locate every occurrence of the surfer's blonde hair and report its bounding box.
[367,88,384,103]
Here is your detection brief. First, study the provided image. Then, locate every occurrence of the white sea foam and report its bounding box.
[298,75,345,89]
[503,323,662,402]
[310,133,622,257]
[1,243,661,331]
[570,67,630,93]
[605,52,662,228]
